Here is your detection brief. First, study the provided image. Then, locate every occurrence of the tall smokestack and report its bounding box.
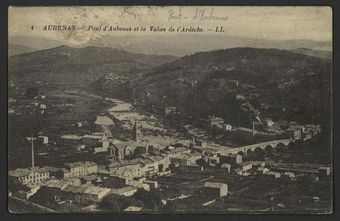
[31,133,35,171]
[252,121,255,136]
[135,120,139,143]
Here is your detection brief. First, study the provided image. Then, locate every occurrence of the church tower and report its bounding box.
[134,120,140,143]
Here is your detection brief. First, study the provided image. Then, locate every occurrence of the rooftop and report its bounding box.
[81,174,99,182]
[43,179,72,189]
[221,163,231,168]
[65,161,97,169]
[204,181,228,189]
[60,134,82,140]
[124,206,142,212]
[83,186,111,195]
[112,186,137,194]
[82,134,105,140]
[63,185,89,194]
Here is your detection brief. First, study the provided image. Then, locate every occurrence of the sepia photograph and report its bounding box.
[7,6,332,214]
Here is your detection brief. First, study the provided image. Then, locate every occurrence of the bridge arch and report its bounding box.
[264,145,274,154]
[246,149,254,156]
[252,147,265,160]
[275,142,286,152]
[237,151,244,156]
[254,146,263,153]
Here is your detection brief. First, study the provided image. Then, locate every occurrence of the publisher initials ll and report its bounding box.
[215,26,224,32]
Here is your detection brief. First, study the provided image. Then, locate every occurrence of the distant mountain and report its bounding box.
[10,35,332,57]
[8,45,177,91]
[9,36,63,51]
[84,35,332,57]
[8,44,37,56]
[127,48,331,126]
[291,48,332,59]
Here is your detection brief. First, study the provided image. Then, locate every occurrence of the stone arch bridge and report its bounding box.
[218,139,295,156]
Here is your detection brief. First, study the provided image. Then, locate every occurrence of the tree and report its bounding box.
[8,178,26,192]
[100,194,144,211]
[134,189,161,210]
[55,170,64,180]
[196,158,209,168]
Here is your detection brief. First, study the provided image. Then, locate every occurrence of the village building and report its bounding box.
[107,160,145,180]
[124,206,142,212]
[12,183,41,200]
[282,172,295,179]
[236,154,243,165]
[289,123,306,133]
[80,174,100,185]
[263,118,274,127]
[234,162,253,176]
[39,104,47,110]
[111,140,140,160]
[208,116,224,127]
[264,171,281,179]
[220,163,231,173]
[102,175,127,188]
[227,79,239,86]
[134,145,149,156]
[164,106,178,115]
[111,186,138,197]
[129,182,150,191]
[143,180,158,189]
[239,162,253,171]
[236,94,246,101]
[257,167,269,175]
[286,128,302,140]
[64,161,98,177]
[38,135,49,144]
[60,134,82,145]
[61,185,111,204]
[305,124,322,134]
[220,154,242,167]
[166,146,191,158]
[223,123,233,131]
[303,131,313,141]
[94,115,114,126]
[207,154,220,166]
[81,186,112,203]
[140,155,171,177]
[170,152,201,167]
[248,161,266,168]
[319,166,331,176]
[42,178,79,190]
[81,133,109,149]
[43,166,71,179]
[8,108,15,115]
[195,140,207,148]
[9,167,50,184]
[58,185,89,202]
[125,178,151,191]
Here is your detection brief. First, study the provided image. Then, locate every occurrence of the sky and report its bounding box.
[9,6,332,45]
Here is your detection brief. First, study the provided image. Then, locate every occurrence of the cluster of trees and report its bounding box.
[99,193,143,211]
[100,189,164,211]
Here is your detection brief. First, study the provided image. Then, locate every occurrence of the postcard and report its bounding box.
[8,6,332,214]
